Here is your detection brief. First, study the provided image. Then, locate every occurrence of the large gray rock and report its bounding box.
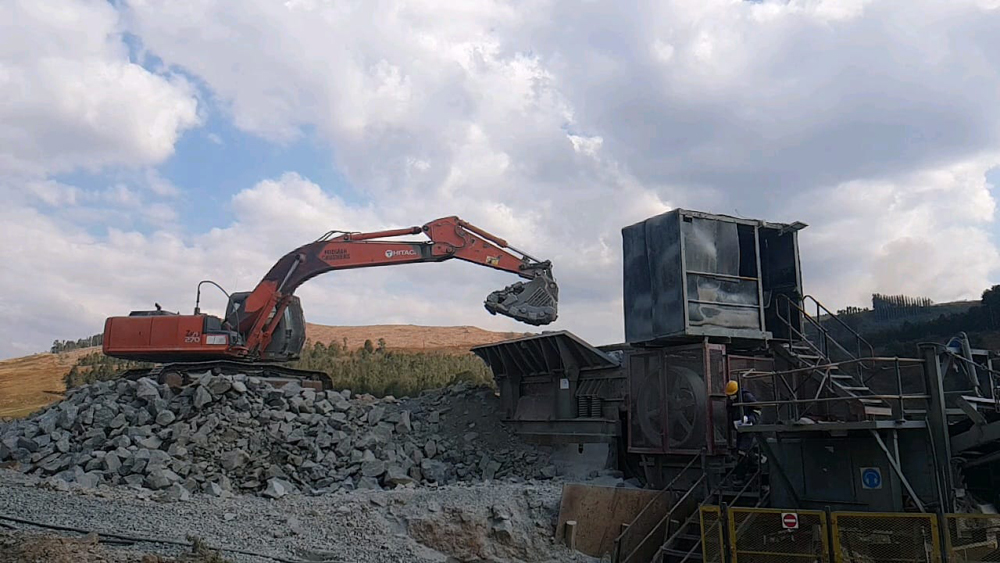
[145,468,181,490]
[103,452,121,474]
[367,405,385,425]
[262,477,297,499]
[220,449,248,470]
[157,483,191,502]
[109,413,128,429]
[384,464,414,486]
[37,412,58,434]
[92,407,114,427]
[208,377,232,396]
[193,386,213,410]
[146,450,172,473]
[57,405,78,430]
[420,459,449,483]
[361,460,386,478]
[76,471,102,489]
[155,410,176,426]
[397,411,412,434]
[16,437,38,453]
[135,378,161,402]
[202,481,225,497]
[136,436,162,450]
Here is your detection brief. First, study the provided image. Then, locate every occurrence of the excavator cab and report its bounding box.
[225,292,307,362]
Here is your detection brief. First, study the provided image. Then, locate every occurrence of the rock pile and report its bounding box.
[0,374,553,500]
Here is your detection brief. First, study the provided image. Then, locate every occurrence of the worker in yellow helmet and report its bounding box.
[726,380,762,482]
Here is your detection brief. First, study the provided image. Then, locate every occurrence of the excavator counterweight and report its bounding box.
[101,216,559,389]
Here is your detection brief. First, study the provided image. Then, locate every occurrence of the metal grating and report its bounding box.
[701,506,725,563]
[832,512,940,563]
[947,514,1000,562]
[729,508,829,563]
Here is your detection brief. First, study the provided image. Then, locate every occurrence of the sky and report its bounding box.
[2,0,1000,359]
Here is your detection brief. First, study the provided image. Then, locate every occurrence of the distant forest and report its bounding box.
[849,286,1000,355]
[50,333,103,353]
[838,293,936,320]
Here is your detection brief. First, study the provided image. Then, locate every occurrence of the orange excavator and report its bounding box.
[102,216,558,389]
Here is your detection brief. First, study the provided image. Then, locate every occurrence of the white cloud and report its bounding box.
[0,0,200,177]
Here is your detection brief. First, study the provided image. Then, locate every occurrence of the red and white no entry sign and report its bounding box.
[781,512,799,531]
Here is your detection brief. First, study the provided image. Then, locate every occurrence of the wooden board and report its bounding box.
[555,483,666,559]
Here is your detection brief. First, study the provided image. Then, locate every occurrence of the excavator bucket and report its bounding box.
[485,270,558,325]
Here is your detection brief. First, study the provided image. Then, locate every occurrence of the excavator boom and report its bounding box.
[102,216,558,371]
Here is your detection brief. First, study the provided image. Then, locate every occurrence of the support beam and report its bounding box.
[870,430,926,513]
[957,397,988,427]
[920,343,955,513]
[951,419,1000,453]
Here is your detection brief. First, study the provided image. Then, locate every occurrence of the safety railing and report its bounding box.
[775,294,876,378]
[699,506,725,563]
[701,506,965,563]
[735,356,929,423]
[614,453,704,563]
[832,511,941,563]
[945,513,1000,562]
[665,457,768,563]
[730,507,829,562]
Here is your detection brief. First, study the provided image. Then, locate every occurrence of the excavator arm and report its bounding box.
[236,216,558,357]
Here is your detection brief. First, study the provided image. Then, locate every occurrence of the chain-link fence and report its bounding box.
[831,512,940,563]
[700,506,725,563]
[729,508,829,562]
[946,514,1000,562]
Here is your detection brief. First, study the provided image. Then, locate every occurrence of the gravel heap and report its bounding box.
[0,374,554,501]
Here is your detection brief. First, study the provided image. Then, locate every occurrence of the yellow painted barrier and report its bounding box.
[728,507,829,562]
[700,506,724,563]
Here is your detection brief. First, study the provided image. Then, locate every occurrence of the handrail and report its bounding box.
[659,456,766,562]
[776,294,872,374]
[803,294,876,361]
[613,453,702,562]
[733,394,929,408]
[740,356,924,380]
[621,474,707,563]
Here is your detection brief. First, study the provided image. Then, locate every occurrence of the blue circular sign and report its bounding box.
[861,467,882,489]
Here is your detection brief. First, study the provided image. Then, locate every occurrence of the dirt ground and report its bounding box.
[0,529,230,563]
[0,348,93,418]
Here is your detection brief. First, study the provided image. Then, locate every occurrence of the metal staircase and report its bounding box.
[613,455,768,563]
[772,294,893,420]
[654,474,768,563]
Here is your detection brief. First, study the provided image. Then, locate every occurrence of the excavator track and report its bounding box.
[120,361,333,391]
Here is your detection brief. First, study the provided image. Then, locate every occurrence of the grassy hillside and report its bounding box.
[0,324,525,419]
[304,323,528,354]
[0,347,96,418]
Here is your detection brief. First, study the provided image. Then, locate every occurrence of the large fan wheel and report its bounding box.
[665,366,706,449]
[637,375,665,449]
[635,364,707,451]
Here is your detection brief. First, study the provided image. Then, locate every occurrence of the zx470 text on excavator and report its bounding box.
[102,216,558,390]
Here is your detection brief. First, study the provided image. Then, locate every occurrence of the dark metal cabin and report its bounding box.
[622,209,805,345]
